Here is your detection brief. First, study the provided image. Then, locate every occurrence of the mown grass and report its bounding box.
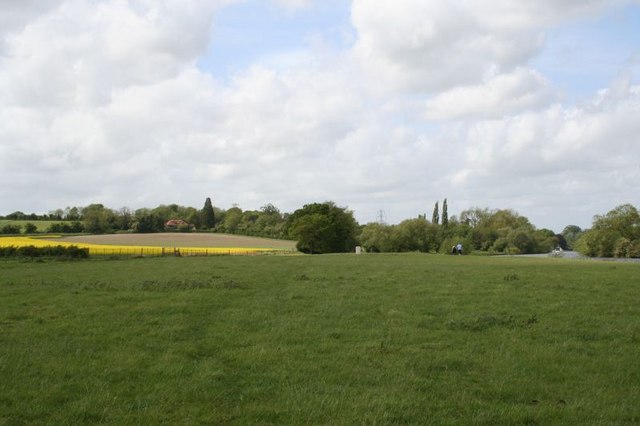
[1,254,639,425]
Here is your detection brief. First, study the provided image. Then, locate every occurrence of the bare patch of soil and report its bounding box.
[52,233,297,249]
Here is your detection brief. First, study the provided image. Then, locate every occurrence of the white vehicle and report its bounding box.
[550,247,564,257]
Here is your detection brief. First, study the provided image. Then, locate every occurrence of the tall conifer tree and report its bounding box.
[432,202,439,224]
[442,198,449,227]
[201,197,215,229]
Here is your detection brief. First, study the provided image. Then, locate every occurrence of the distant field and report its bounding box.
[1,254,639,424]
[51,233,297,250]
[0,219,63,232]
[0,233,297,256]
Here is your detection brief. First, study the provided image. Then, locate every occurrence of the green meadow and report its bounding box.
[1,254,639,425]
[0,220,63,233]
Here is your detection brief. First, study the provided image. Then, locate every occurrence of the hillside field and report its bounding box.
[1,254,639,424]
[0,219,65,233]
[50,232,298,250]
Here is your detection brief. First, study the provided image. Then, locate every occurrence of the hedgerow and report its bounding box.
[0,245,89,258]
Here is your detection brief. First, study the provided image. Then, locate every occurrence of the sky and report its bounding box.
[1,0,639,232]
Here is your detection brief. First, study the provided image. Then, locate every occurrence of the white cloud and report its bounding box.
[350,0,629,93]
[271,0,313,11]
[0,0,639,232]
[446,80,640,228]
[425,67,558,120]
[0,0,225,108]
[0,1,64,46]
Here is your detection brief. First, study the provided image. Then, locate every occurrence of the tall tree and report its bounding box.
[133,210,164,233]
[287,202,358,254]
[82,204,115,234]
[575,204,640,258]
[432,201,439,225]
[561,225,582,249]
[201,197,216,229]
[442,198,449,227]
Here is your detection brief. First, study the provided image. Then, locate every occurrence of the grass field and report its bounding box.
[1,254,639,424]
[0,220,64,233]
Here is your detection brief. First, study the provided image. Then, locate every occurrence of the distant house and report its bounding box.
[164,219,195,232]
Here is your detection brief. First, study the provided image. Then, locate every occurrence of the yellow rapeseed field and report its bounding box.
[0,236,284,256]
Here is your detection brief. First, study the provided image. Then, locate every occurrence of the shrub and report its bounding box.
[1,224,22,234]
[575,229,618,257]
[614,238,631,258]
[0,246,18,257]
[489,237,509,254]
[439,236,473,255]
[24,223,38,234]
[627,240,640,258]
[47,221,85,234]
[0,245,89,259]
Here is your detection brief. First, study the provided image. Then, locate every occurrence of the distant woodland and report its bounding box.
[2,199,639,258]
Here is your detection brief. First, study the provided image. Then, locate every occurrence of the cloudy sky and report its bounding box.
[1,0,639,232]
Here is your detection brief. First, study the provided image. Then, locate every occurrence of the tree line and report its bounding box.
[0,198,291,238]
[359,202,560,255]
[572,204,640,258]
[2,199,638,258]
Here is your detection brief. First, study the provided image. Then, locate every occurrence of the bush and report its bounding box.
[1,224,22,234]
[614,238,631,258]
[47,221,85,234]
[489,237,509,254]
[627,240,640,258]
[288,202,358,254]
[439,236,473,255]
[575,229,618,257]
[24,223,38,234]
[505,246,521,255]
[0,245,89,259]
[0,246,17,257]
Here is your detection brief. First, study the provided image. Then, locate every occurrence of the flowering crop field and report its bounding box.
[0,236,294,256]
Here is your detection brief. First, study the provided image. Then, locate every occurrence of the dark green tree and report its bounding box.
[289,213,332,254]
[442,198,449,227]
[201,197,216,229]
[82,204,116,234]
[256,204,286,238]
[575,204,640,258]
[395,217,437,252]
[432,201,439,225]
[0,224,21,234]
[359,222,397,252]
[221,207,242,234]
[5,211,26,220]
[133,209,164,233]
[561,225,582,250]
[115,207,133,231]
[593,204,640,240]
[24,223,38,234]
[65,206,81,220]
[287,202,358,254]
